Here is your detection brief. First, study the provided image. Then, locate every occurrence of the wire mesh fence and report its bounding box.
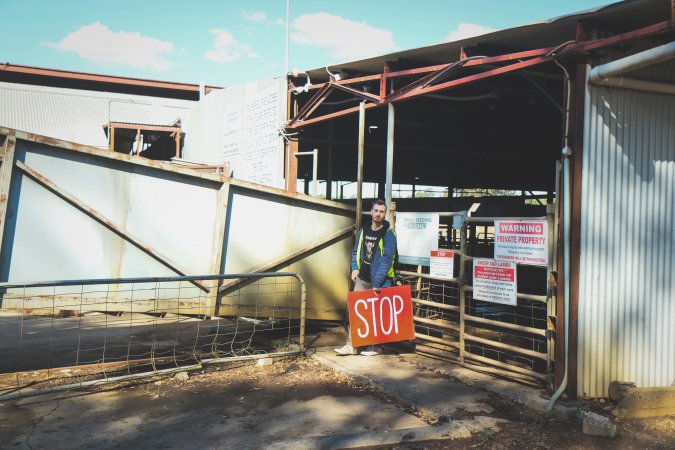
[0,273,305,399]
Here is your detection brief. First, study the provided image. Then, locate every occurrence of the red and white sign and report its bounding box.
[430,250,455,279]
[473,258,517,306]
[494,220,548,266]
[348,285,415,347]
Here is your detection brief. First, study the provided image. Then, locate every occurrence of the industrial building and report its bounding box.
[1,0,673,401]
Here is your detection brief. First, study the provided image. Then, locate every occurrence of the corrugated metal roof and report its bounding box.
[303,0,670,81]
[0,81,195,148]
[578,60,675,397]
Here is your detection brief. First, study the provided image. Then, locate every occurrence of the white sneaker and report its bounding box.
[334,343,357,356]
[360,345,381,356]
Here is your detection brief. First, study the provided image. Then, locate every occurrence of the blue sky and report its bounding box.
[1,0,613,87]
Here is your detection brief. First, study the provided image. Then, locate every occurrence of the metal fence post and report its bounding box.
[458,218,468,364]
[294,273,307,352]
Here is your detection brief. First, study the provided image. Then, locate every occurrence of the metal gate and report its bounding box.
[403,209,556,386]
[0,272,306,400]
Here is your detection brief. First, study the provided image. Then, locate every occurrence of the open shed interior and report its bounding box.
[294,65,564,218]
[289,0,673,218]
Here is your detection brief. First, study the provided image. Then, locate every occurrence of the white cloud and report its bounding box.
[242,11,266,22]
[292,13,397,60]
[42,22,173,70]
[205,28,257,63]
[446,23,497,42]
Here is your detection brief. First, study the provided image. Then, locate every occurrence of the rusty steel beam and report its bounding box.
[0,126,224,184]
[305,73,381,91]
[15,160,211,293]
[108,122,181,133]
[0,63,221,93]
[286,82,333,127]
[288,21,674,129]
[0,134,16,253]
[574,20,672,53]
[300,47,555,94]
[218,225,355,294]
[208,183,231,316]
[394,56,552,101]
[290,102,380,129]
[331,82,381,102]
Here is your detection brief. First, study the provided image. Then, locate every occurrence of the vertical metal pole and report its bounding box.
[0,134,16,251]
[287,139,298,192]
[134,129,141,155]
[312,148,318,196]
[284,0,290,77]
[458,217,468,364]
[356,101,365,232]
[295,273,306,353]
[385,103,395,206]
[326,121,334,200]
[546,201,556,382]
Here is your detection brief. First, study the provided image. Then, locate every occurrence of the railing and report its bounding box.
[0,272,305,400]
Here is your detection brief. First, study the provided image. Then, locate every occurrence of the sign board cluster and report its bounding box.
[472,220,548,306]
[395,211,549,307]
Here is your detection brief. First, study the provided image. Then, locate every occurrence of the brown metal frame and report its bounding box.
[107,122,183,158]
[0,63,221,94]
[285,21,674,131]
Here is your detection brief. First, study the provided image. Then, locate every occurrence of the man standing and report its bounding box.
[335,199,397,356]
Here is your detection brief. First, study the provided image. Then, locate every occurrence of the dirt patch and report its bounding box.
[0,356,429,449]
[381,394,675,450]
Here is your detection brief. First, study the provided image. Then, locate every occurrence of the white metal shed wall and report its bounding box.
[0,81,194,148]
[579,62,675,398]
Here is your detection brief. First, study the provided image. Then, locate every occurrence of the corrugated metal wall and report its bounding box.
[579,62,675,398]
[0,82,194,148]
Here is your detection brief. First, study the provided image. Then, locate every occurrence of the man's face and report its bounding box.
[372,204,386,224]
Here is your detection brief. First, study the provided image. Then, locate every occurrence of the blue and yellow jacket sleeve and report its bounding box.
[371,228,397,288]
[351,227,363,271]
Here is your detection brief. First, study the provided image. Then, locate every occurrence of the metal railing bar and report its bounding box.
[464,332,548,360]
[0,272,297,290]
[414,316,460,332]
[465,216,547,223]
[464,313,546,337]
[412,298,460,312]
[463,352,547,381]
[399,270,459,283]
[414,332,460,348]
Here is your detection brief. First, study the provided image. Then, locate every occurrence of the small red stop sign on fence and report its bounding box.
[347,285,415,347]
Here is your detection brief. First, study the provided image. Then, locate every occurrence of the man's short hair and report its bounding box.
[371,199,386,210]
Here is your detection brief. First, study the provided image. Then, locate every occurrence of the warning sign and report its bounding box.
[494,220,548,266]
[430,250,455,279]
[473,259,517,306]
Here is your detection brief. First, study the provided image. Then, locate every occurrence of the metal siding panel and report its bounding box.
[182,77,286,188]
[0,81,194,148]
[223,186,353,320]
[580,63,675,397]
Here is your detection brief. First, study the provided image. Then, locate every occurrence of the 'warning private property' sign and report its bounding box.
[494,220,548,266]
[348,285,415,347]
